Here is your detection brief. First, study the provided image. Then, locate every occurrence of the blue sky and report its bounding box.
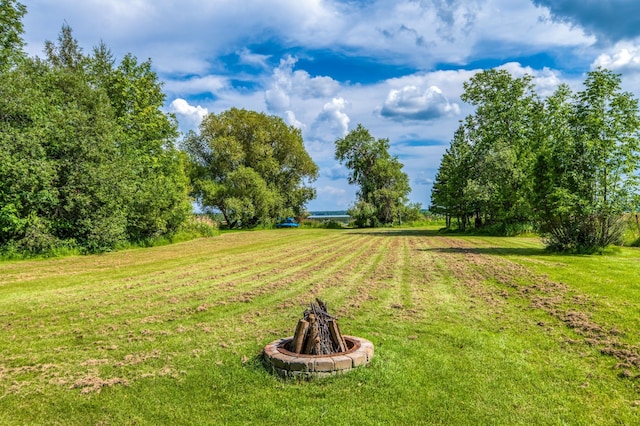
[20,0,640,211]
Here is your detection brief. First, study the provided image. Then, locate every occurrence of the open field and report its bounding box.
[2,227,640,425]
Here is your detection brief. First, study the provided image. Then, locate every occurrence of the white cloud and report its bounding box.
[164,76,228,97]
[317,186,347,197]
[311,97,351,141]
[593,45,640,72]
[284,111,305,129]
[237,48,270,69]
[169,98,208,130]
[265,88,291,113]
[498,62,564,96]
[309,184,354,210]
[265,55,340,113]
[379,85,460,121]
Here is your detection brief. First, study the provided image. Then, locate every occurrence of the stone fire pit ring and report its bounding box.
[263,335,374,378]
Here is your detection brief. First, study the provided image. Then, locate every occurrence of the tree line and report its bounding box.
[1,1,417,256]
[430,68,640,252]
[1,2,193,254]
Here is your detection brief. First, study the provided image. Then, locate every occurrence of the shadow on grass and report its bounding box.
[420,246,548,257]
[347,229,550,257]
[346,229,441,238]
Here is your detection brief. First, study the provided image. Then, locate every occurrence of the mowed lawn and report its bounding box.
[1,227,640,425]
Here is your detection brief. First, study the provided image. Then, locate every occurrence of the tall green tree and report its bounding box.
[430,125,476,230]
[0,59,58,252]
[0,0,26,69]
[184,108,318,228]
[335,124,411,227]
[535,69,640,251]
[461,69,541,229]
[1,22,192,254]
[41,32,132,252]
[89,48,192,240]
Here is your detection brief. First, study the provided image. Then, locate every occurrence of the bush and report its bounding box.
[322,219,344,229]
[170,215,219,242]
[541,214,624,253]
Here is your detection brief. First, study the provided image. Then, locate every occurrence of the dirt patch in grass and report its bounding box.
[71,375,129,394]
[426,237,640,375]
[3,228,639,403]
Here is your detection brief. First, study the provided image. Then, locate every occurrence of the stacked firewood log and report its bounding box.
[288,299,347,355]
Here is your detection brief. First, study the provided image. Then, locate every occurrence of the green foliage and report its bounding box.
[399,202,425,223]
[461,69,540,228]
[624,214,640,246]
[433,67,640,251]
[432,70,541,234]
[335,124,412,227]
[535,69,640,252]
[183,108,318,229]
[0,21,192,255]
[0,0,26,69]
[3,230,640,424]
[123,215,219,248]
[430,126,476,230]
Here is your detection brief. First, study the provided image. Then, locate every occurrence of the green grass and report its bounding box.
[1,228,640,424]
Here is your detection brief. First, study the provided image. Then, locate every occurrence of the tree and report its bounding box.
[88,48,192,240]
[335,124,411,227]
[0,0,26,70]
[1,23,192,254]
[460,69,541,229]
[0,60,57,253]
[534,69,640,252]
[184,108,318,228]
[430,125,475,230]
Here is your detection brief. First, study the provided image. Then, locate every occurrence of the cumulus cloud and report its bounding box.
[497,62,564,96]
[169,98,208,130]
[265,55,340,113]
[284,111,305,129]
[427,0,480,41]
[311,97,351,140]
[593,45,640,72]
[379,85,460,121]
[265,87,291,113]
[532,0,640,43]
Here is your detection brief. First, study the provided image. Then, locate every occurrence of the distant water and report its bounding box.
[308,211,348,216]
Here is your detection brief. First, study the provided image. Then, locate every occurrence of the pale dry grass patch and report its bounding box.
[2,228,640,424]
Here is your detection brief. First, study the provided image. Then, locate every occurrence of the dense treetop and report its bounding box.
[431,67,640,252]
[1,6,191,254]
[183,108,318,229]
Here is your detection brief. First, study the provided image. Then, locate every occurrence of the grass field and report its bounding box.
[1,227,640,425]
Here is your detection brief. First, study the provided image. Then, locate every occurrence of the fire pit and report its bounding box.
[263,299,374,378]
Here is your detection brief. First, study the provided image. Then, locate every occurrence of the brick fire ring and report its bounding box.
[262,335,374,378]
